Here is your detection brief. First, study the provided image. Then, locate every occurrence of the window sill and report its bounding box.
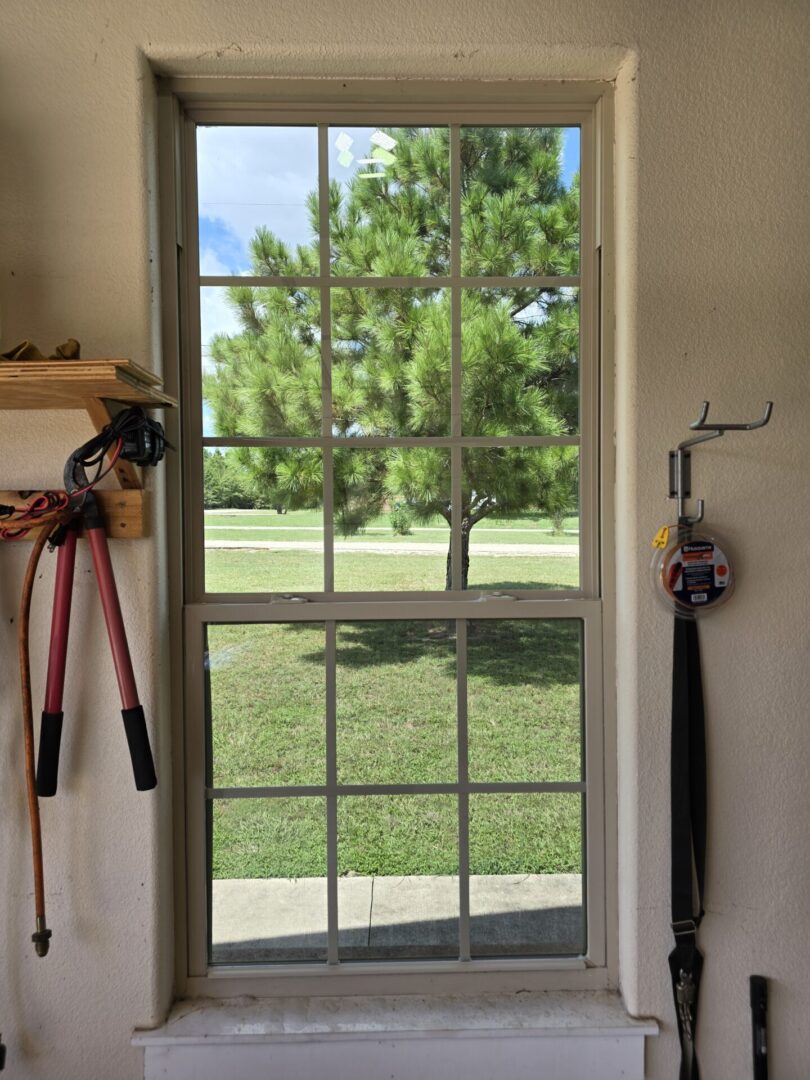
[134,990,658,1080]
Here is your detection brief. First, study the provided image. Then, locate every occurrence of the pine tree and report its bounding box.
[204,126,580,588]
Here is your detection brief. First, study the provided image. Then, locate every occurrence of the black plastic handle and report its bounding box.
[36,711,64,797]
[121,706,157,791]
[750,974,768,1079]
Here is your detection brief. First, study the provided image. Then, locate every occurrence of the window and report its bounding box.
[165,82,612,993]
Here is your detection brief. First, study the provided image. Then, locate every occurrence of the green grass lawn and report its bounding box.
[205,549,580,593]
[204,507,580,591]
[206,508,582,882]
[209,619,583,880]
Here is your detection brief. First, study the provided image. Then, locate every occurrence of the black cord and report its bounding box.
[63,407,170,493]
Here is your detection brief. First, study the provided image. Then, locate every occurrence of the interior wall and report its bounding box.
[0,2,807,1077]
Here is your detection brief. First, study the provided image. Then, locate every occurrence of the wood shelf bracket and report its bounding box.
[0,359,177,538]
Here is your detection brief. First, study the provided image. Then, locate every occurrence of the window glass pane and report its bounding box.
[210,797,327,964]
[197,125,319,277]
[332,288,449,436]
[469,793,584,957]
[329,126,450,277]
[338,795,458,959]
[461,287,579,436]
[333,448,450,591]
[467,620,582,783]
[462,447,579,591]
[206,624,326,788]
[201,286,321,438]
[204,449,324,594]
[461,126,580,277]
[336,622,456,784]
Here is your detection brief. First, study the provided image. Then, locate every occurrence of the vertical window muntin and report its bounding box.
[185,106,603,977]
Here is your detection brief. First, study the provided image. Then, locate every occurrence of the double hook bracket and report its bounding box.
[669,401,773,526]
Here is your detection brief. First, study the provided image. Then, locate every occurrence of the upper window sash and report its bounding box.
[181,108,599,604]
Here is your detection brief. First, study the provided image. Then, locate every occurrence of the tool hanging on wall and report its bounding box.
[652,401,773,1079]
[750,975,768,1079]
[1,406,170,958]
[35,493,158,797]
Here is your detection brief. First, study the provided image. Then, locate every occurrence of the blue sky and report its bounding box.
[561,127,580,189]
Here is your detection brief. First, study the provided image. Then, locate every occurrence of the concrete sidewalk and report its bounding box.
[212,874,583,962]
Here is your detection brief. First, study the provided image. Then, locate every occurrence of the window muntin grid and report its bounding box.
[196,117,588,596]
[182,103,604,980]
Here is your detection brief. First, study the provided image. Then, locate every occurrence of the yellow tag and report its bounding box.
[652,525,670,549]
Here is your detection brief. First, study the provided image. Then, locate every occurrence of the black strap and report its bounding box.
[669,612,707,1079]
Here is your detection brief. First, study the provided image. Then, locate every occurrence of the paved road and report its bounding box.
[205,539,579,557]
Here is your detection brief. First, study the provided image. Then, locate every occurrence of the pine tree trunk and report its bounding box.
[445,519,471,591]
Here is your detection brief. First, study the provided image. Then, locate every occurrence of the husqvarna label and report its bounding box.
[666,540,731,608]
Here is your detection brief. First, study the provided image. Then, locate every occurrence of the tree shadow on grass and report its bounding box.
[290,610,581,691]
[465,578,577,591]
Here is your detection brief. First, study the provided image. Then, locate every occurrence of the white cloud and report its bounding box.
[199,247,232,277]
[197,126,319,265]
[200,286,243,373]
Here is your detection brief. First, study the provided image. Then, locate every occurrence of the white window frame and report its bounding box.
[157,78,616,999]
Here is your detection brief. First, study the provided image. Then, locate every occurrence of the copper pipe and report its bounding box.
[18,522,61,956]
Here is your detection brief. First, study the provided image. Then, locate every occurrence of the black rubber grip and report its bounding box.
[121,706,157,790]
[36,711,64,797]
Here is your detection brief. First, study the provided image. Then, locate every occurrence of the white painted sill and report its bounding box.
[133,990,658,1080]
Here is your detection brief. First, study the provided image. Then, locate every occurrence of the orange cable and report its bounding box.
[18,518,68,955]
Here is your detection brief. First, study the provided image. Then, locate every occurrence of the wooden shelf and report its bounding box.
[0,359,175,539]
[0,358,176,409]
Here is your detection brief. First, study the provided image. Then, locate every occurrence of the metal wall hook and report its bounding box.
[689,400,773,433]
[669,401,773,527]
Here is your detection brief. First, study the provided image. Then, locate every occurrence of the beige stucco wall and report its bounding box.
[0,1,808,1076]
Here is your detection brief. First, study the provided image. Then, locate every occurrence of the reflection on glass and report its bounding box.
[203,448,324,594]
[197,126,319,277]
[337,795,458,959]
[333,448,450,592]
[467,620,582,783]
[461,288,579,436]
[462,447,580,591]
[206,623,326,788]
[469,793,584,957]
[460,126,580,276]
[336,622,456,784]
[329,126,450,276]
[200,286,321,438]
[332,289,449,436]
[210,797,327,963]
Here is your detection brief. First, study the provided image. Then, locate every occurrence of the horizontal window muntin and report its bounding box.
[209,782,586,798]
[202,435,579,446]
[200,275,581,287]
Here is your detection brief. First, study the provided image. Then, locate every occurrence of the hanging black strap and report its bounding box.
[669,611,707,1079]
